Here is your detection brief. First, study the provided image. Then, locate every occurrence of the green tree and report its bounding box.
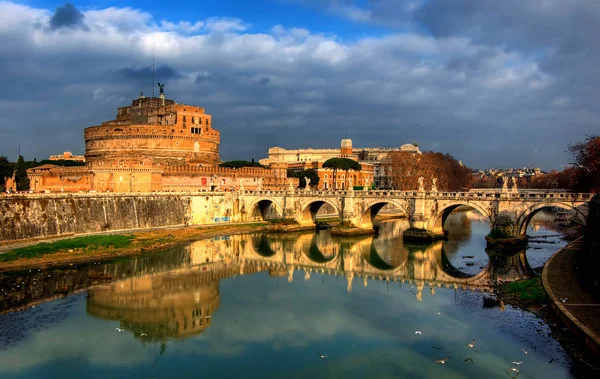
[219,160,265,169]
[304,169,319,188]
[286,169,320,189]
[323,158,361,189]
[286,169,305,188]
[15,155,30,191]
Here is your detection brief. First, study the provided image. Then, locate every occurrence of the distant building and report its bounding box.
[283,139,374,190]
[260,140,420,189]
[48,152,85,162]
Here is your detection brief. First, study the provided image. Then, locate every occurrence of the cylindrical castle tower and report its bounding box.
[84,95,220,168]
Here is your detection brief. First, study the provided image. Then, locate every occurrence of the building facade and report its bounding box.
[48,152,86,162]
[260,139,420,189]
[28,93,294,193]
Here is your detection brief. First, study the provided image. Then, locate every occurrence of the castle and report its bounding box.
[28,93,293,192]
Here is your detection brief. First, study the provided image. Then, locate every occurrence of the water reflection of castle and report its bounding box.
[83,226,532,341]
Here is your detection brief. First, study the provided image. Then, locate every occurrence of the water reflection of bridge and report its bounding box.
[79,229,535,341]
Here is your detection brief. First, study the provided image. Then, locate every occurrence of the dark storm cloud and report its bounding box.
[49,3,89,31]
[0,1,597,170]
[117,65,183,83]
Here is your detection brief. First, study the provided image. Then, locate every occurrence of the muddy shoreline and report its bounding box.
[497,267,600,376]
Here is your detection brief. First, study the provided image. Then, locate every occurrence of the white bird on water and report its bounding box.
[115,328,124,332]
[317,351,328,359]
[435,357,449,364]
[467,339,475,348]
[512,362,523,365]
[415,331,422,335]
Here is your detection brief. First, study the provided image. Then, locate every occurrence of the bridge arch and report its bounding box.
[297,198,341,226]
[429,202,492,235]
[246,198,284,221]
[356,199,410,229]
[516,202,586,236]
[361,242,408,271]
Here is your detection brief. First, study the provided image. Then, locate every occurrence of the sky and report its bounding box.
[0,0,598,170]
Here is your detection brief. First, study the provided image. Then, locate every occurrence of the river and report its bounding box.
[0,210,587,378]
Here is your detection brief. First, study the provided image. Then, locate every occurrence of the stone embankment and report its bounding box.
[542,194,600,357]
[1,193,188,243]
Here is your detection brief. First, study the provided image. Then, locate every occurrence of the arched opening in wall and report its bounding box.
[357,202,409,229]
[519,205,579,236]
[251,234,277,257]
[300,201,339,225]
[250,200,280,221]
[315,202,337,219]
[519,204,581,268]
[435,204,491,276]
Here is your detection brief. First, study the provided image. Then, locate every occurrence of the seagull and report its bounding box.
[140,333,147,337]
[507,367,520,378]
[432,346,444,350]
[436,357,450,364]
[115,328,124,332]
[317,351,328,359]
[415,331,422,335]
[464,357,474,364]
[520,348,529,355]
[467,339,475,348]
[548,358,555,365]
[511,362,523,365]
[560,297,568,303]
[204,316,212,319]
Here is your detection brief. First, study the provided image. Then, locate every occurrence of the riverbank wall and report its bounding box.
[582,194,599,293]
[0,193,190,243]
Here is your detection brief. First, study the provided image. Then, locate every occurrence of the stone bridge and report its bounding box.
[0,188,592,243]
[239,188,592,238]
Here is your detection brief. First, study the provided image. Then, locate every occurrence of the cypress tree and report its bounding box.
[15,155,30,191]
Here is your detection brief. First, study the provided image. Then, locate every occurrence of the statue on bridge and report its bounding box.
[305,177,311,191]
[511,177,518,193]
[418,176,425,192]
[431,177,438,192]
[502,176,509,192]
[288,179,295,192]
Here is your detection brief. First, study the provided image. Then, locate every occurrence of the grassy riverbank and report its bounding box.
[498,277,546,306]
[0,222,269,272]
